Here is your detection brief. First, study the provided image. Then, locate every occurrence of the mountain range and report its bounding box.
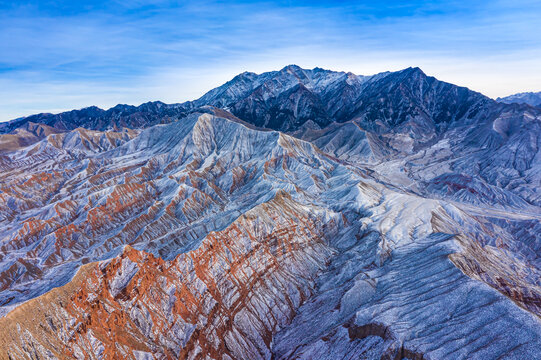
[498,91,541,107]
[0,65,540,359]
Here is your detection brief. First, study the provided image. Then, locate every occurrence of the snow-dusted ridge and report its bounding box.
[0,67,540,359]
[498,91,541,107]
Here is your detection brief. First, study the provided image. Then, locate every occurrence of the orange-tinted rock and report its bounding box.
[0,193,339,359]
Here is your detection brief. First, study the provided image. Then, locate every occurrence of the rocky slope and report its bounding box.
[4,66,540,210]
[7,64,532,211]
[193,66,541,209]
[0,67,540,359]
[498,91,541,107]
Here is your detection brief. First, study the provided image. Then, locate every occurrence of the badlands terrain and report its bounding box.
[0,65,539,359]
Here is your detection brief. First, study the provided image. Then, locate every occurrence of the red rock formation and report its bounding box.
[0,192,339,359]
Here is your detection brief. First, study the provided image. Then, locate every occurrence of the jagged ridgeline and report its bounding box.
[0,66,540,359]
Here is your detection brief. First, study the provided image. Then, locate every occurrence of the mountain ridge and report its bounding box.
[0,65,489,132]
[0,66,540,359]
[498,91,541,107]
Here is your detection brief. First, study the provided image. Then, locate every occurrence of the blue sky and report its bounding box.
[1,1,540,121]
